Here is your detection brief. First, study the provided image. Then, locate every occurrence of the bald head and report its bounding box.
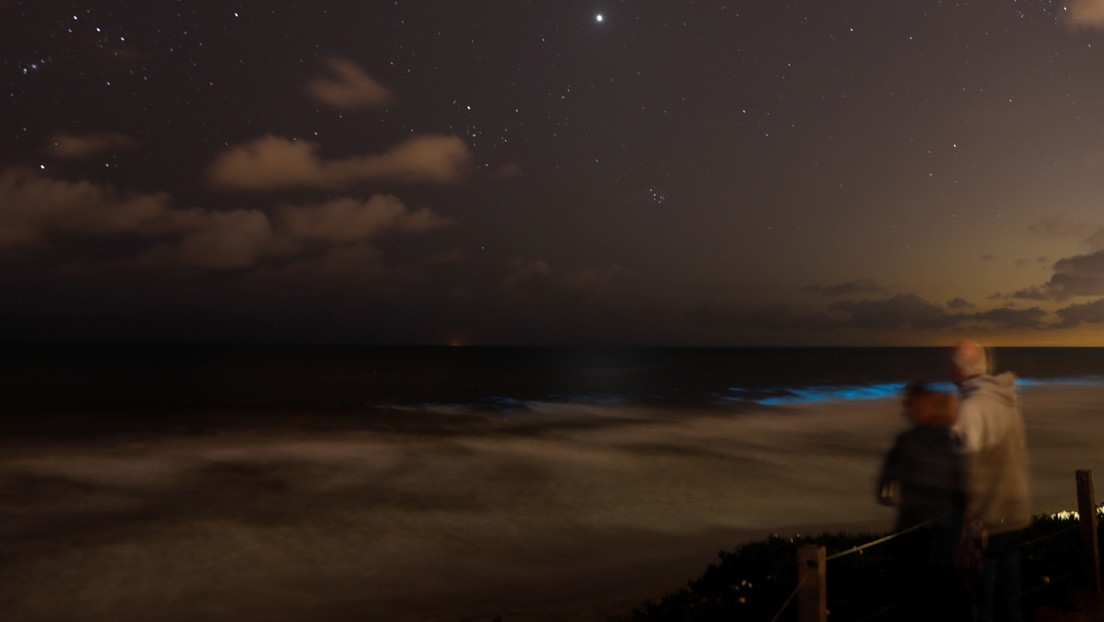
[950,341,989,383]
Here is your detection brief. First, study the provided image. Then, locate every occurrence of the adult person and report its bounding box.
[949,341,1033,622]
[877,382,970,621]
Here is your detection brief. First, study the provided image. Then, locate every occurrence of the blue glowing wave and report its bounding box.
[405,376,1104,411]
[741,375,1104,406]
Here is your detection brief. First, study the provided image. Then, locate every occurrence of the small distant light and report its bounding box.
[596,13,604,22]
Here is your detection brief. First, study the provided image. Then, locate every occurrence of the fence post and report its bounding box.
[797,544,827,622]
[1076,470,1101,593]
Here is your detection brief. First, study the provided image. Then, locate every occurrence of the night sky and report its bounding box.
[5,1,1104,346]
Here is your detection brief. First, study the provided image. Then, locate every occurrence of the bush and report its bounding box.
[628,514,1086,622]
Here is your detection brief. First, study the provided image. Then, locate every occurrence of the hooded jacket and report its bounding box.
[952,373,1033,534]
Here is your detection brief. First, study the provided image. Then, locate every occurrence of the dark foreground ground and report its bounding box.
[1032,590,1104,621]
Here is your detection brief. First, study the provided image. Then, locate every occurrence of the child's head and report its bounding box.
[902,382,958,427]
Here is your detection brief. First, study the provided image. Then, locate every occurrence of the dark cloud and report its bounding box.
[559,265,628,289]
[1013,249,1104,301]
[947,297,974,309]
[425,249,467,265]
[690,293,1050,335]
[1055,298,1104,328]
[1029,216,1095,239]
[829,294,959,330]
[502,258,625,292]
[802,278,885,296]
[689,304,841,333]
[968,306,1047,330]
[1029,216,1104,252]
[503,258,555,289]
[1087,230,1104,253]
[1010,286,1048,301]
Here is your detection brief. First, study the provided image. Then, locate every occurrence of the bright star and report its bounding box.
[595,13,604,23]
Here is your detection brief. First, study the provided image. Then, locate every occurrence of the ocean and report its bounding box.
[3,345,1104,620]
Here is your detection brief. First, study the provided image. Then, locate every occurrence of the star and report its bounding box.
[595,13,604,23]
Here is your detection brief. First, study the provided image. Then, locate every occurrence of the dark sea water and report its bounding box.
[2,346,1104,620]
[3,345,1102,421]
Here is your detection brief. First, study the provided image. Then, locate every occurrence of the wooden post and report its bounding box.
[798,544,827,622]
[1076,470,1102,593]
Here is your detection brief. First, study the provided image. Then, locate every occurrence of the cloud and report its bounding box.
[1047,250,1104,297]
[1029,216,1104,251]
[690,304,840,332]
[1,168,451,272]
[45,132,140,159]
[263,243,400,288]
[276,195,452,244]
[802,278,885,296]
[1008,286,1046,300]
[495,164,522,178]
[1087,230,1104,253]
[829,293,959,330]
[1055,298,1104,328]
[0,168,199,248]
[425,249,467,264]
[159,209,283,270]
[560,265,627,288]
[968,306,1047,330]
[1065,0,1104,29]
[143,195,451,270]
[1013,249,1104,300]
[694,294,1047,334]
[501,258,626,292]
[305,57,393,108]
[947,297,974,309]
[206,134,473,190]
[1030,215,1095,238]
[503,258,555,288]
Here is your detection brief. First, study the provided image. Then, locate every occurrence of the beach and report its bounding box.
[3,376,1102,621]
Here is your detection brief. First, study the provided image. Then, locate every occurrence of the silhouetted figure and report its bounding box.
[950,341,1032,622]
[878,382,971,622]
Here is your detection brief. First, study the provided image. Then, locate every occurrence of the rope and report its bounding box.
[825,514,948,561]
[766,516,942,622]
[764,511,1087,621]
[768,573,808,622]
[1018,524,1079,549]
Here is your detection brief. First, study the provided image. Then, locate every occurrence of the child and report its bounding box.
[877,382,971,621]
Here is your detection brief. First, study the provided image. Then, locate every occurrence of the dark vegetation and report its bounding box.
[627,513,1087,621]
